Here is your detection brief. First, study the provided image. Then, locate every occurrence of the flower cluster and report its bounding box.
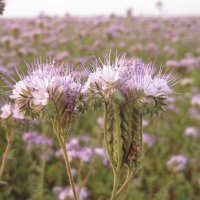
[55,137,108,164]
[22,131,53,160]
[8,61,81,121]
[22,131,53,150]
[166,155,188,172]
[83,53,176,114]
[0,103,24,120]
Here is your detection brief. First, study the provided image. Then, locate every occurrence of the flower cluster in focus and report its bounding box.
[7,61,82,122]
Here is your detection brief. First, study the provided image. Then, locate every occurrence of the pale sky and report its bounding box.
[3,0,200,17]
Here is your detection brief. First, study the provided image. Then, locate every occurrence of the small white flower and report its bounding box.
[83,65,119,95]
[32,89,49,106]
[10,80,28,99]
[0,104,12,119]
[12,105,25,119]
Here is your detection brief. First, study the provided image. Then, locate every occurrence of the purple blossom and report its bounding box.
[184,127,198,138]
[166,155,188,172]
[191,94,200,107]
[22,131,53,150]
[55,137,108,165]
[143,133,156,148]
[7,60,82,117]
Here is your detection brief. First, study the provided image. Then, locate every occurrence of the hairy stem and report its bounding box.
[116,169,137,199]
[104,103,116,172]
[109,103,122,200]
[0,126,16,179]
[52,120,78,200]
[110,170,120,200]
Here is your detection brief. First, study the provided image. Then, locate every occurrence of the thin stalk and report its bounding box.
[58,136,78,200]
[116,170,137,199]
[51,120,78,200]
[0,126,16,179]
[110,171,120,200]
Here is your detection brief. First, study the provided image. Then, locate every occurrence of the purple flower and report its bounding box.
[83,52,176,114]
[184,127,198,138]
[143,133,156,147]
[94,147,109,165]
[55,136,108,165]
[166,155,188,172]
[191,94,200,107]
[7,60,82,118]
[22,131,53,150]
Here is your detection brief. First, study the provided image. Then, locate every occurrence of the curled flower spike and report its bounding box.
[84,52,177,200]
[5,60,82,123]
[84,52,177,114]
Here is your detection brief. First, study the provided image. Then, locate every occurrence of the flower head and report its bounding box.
[7,60,82,120]
[166,155,188,172]
[0,103,24,120]
[84,52,176,115]
[0,103,11,119]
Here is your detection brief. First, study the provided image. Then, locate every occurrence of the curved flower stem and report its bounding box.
[51,120,78,200]
[110,170,120,200]
[0,125,16,179]
[58,136,78,200]
[116,169,137,199]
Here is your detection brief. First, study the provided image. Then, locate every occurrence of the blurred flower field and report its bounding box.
[0,14,200,200]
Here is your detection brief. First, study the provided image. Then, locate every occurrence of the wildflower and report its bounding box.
[22,131,53,150]
[55,137,108,164]
[84,52,177,200]
[184,127,198,138]
[0,103,11,119]
[143,133,156,147]
[84,52,176,114]
[8,61,82,121]
[166,155,188,172]
[0,103,24,120]
[94,147,109,165]
[191,94,200,107]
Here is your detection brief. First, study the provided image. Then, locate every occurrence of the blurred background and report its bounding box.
[0,0,200,200]
[3,0,200,17]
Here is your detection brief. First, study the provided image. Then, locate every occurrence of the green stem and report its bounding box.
[0,126,16,179]
[110,171,120,200]
[116,169,137,199]
[59,137,78,200]
[52,121,78,200]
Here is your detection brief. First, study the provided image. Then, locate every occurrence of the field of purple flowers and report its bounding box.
[0,14,200,200]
